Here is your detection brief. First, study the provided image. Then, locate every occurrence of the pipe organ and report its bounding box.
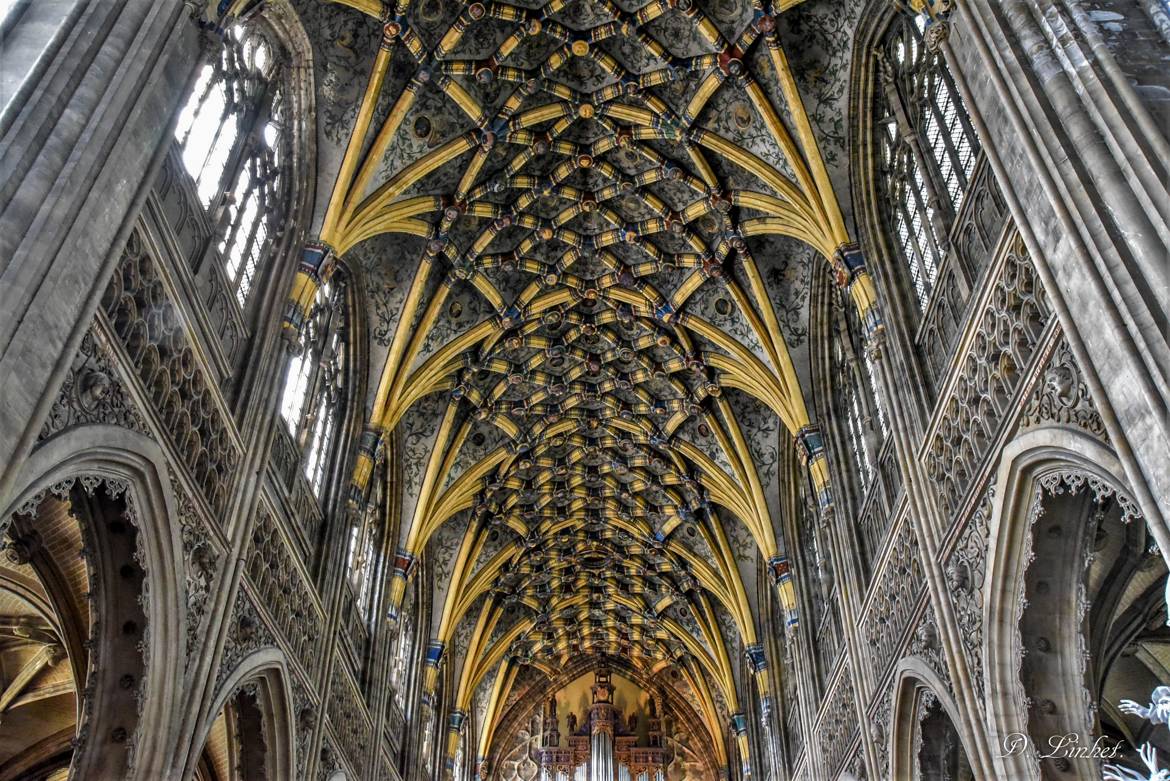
[537,671,669,781]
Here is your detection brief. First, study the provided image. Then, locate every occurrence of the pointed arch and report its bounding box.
[3,425,188,779]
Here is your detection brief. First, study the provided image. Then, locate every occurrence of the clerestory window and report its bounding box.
[278,276,349,497]
[831,305,887,492]
[874,12,979,310]
[834,336,873,489]
[346,512,378,617]
[391,591,414,694]
[174,24,289,307]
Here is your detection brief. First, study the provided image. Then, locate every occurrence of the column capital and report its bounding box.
[793,424,824,465]
[745,643,767,673]
[281,241,336,345]
[385,549,417,622]
[795,425,834,513]
[817,503,836,531]
[863,321,888,361]
[347,426,383,507]
[923,16,951,52]
[421,640,446,705]
[833,243,885,341]
[767,555,799,631]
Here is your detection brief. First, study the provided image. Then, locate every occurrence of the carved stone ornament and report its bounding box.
[924,236,1052,518]
[922,18,950,53]
[217,591,277,692]
[167,468,221,662]
[1036,470,1141,526]
[818,669,860,778]
[1019,338,1107,440]
[325,660,372,779]
[246,507,323,677]
[317,736,342,781]
[946,484,993,702]
[291,674,317,780]
[100,229,240,516]
[871,685,894,774]
[864,518,926,676]
[38,330,149,441]
[909,601,950,690]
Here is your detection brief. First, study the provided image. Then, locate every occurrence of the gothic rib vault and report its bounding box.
[290,0,880,770]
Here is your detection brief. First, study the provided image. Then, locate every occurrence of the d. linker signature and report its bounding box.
[999,732,1124,760]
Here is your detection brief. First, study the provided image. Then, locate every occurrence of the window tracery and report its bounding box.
[279,275,349,498]
[830,305,886,493]
[874,12,979,309]
[346,517,377,616]
[453,732,466,781]
[173,23,290,307]
[391,604,413,695]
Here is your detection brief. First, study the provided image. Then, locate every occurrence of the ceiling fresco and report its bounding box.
[281,0,879,770]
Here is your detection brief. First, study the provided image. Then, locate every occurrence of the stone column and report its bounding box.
[0,0,202,508]
[946,0,1170,539]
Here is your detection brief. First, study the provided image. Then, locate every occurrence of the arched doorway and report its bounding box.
[188,652,298,781]
[916,692,975,781]
[193,684,274,781]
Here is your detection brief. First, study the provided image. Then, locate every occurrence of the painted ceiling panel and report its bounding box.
[289,0,879,764]
[774,0,867,230]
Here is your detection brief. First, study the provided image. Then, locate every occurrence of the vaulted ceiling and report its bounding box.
[289,0,868,767]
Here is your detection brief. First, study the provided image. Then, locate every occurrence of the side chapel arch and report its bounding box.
[2,425,188,780]
[983,427,1153,780]
[187,648,298,781]
[889,660,976,781]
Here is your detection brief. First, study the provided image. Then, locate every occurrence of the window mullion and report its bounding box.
[297,338,328,446]
[234,178,266,301]
[904,159,942,279]
[882,46,952,247]
[940,67,979,176]
[218,171,249,276]
[919,80,961,223]
[937,102,969,196]
[207,109,257,217]
[205,49,272,213]
[895,182,933,302]
[189,93,232,198]
[176,62,218,149]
